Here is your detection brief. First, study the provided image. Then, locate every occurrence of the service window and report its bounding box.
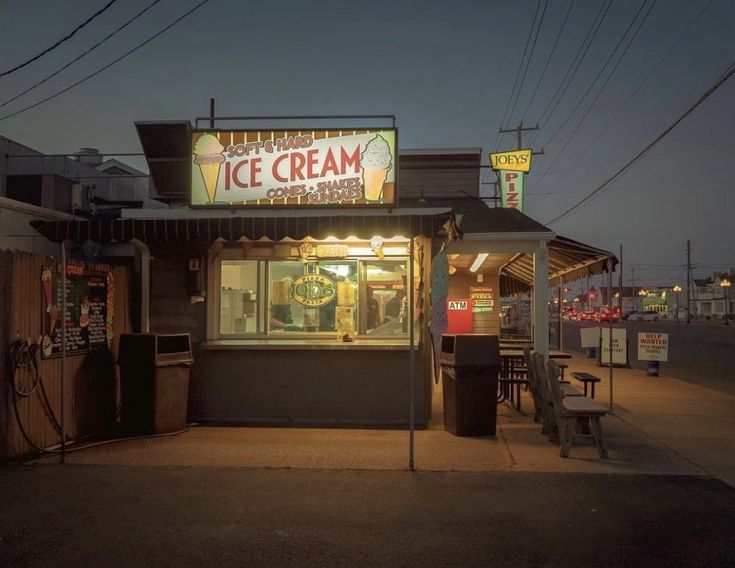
[268,260,358,335]
[220,260,260,335]
[363,259,408,336]
[212,242,411,341]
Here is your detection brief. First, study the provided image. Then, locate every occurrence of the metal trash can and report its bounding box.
[440,334,500,436]
[118,333,193,435]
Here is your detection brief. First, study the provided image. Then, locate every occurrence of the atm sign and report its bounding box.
[448,300,468,310]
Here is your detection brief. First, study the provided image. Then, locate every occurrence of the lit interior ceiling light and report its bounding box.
[470,253,489,273]
[448,265,457,275]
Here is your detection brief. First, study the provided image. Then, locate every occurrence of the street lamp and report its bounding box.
[672,285,682,323]
[720,277,731,326]
[638,288,647,312]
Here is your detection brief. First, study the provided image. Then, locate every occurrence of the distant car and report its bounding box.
[628,310,660,322]
[598,309,619,323]
[622,310,637,321]
[579,310,596,321]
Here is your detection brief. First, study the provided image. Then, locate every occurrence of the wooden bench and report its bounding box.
[572,372,601,399]
[560,383,583,397]
[547,361,609,459]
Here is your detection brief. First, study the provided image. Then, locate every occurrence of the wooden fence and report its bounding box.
[0,249,133,458]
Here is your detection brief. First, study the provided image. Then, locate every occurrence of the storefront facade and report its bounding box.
[29,120,616,431]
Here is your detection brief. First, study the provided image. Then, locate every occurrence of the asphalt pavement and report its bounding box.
[2,465,735,567]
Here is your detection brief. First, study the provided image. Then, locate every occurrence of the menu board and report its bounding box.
[40,263,114,359]
[470,287,495,313]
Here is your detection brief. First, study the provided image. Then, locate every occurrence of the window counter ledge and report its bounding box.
[200,339,413,351]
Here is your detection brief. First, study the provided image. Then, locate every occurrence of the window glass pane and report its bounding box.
[220,261,259,334]
[365,260,408,336]
[269,260,358,334]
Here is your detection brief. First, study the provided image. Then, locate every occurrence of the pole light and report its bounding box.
[638,288,647,312]
[672,285,682,323]
[720,277,731,326]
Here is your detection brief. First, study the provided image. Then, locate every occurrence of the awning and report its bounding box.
[30,213,460,244]
[500,235,617,294]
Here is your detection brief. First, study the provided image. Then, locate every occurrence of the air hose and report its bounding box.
[6,339,189,456]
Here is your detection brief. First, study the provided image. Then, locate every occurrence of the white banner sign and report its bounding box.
[580,326,600,348]
[600,328,627,365]
[638,332,669,362]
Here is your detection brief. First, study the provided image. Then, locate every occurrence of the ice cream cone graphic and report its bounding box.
[361,134,393,203]
[193,134,225,203]
[363,167,390,202]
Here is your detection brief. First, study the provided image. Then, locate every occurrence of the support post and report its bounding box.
[558,276,563,351]
[132,239,150,333]
[408,237,416,471]
[533,242,549,357]
[60,242,67,464]
[608,257,614,412]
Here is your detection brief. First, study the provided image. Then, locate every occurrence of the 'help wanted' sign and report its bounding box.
[637,332,669,362]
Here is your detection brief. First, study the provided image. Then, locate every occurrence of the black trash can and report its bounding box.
[118,333,193,435]
[440,334,500,436]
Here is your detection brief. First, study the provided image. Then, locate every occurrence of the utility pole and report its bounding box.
[686,239,691,324]
[618,244,623,310]
[631,266,635,310]
[498,123,545,154]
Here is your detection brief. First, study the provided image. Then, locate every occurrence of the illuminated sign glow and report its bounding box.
[291,274,336,307]
[191,129,396,207]
[489,149,532,173]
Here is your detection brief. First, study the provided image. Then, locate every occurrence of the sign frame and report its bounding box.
[489,148,533,173]
[190,127,399,209]
[637,332,669,362]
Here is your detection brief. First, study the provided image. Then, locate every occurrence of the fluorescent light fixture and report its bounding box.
[470,253,489,273]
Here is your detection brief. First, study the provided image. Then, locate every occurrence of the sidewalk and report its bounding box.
[33,353,735,487]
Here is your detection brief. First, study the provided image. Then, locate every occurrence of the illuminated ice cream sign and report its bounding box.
[191,129,396,207]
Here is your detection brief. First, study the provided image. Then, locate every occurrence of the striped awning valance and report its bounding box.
[31,213,460,244]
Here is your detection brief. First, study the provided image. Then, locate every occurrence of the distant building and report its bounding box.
[0,135,164,254]
[689,272,734,319]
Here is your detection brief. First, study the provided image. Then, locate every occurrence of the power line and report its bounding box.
[506,0,549,126]
[530,0,716,195]
[544,59,735,225]
[527,179,731,197]
[529,0,657,192]
[0,0,212,122]
[492,0,543,152]
[0,0,164,111]
[539,0,654,149]
[0,0,119,78]
[527,0,613,145]
[528,139,734,184]
[520,0,576,122]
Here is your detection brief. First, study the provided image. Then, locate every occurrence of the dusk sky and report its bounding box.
[1,0,733,288]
